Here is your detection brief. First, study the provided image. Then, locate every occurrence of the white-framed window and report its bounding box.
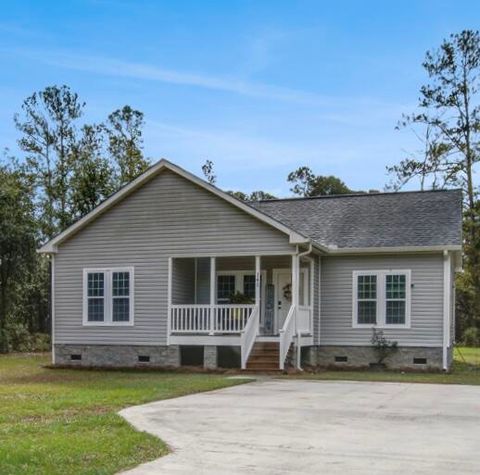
[83,267,134,326]
[216,270,266,304]
[352,270,411,328]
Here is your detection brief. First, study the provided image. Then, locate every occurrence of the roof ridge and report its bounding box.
[253,188,463,203]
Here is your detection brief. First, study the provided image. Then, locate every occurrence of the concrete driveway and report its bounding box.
[120,379,480,474]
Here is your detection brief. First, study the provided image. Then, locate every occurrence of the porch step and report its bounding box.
[245,341,281,371]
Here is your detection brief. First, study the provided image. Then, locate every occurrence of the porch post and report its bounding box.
[209,256,216,335]
[291,255,299,309]
[255,256,261,309]
[167,257,172,345]
[292,254,300,368]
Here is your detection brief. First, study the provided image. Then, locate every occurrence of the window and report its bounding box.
[243,275,256,300]
[353,270,410,328]
[216,270,265,304]
[357,274,377,324]
[87,272,105,322]
[385,274,406,324]
[217,275,236,303]
[83,268,134,325]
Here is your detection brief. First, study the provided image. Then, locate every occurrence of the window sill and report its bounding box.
[352,323,411,330]
[82,321,134,327]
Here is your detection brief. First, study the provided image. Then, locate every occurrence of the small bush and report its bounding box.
[2,323,51,352]
[463,327,480,347]
[371,328,398,364]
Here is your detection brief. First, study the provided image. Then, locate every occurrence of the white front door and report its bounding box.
[274,270,292,332]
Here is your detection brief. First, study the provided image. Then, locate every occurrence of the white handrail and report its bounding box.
[240,305,259,369]
[279,305,296,370]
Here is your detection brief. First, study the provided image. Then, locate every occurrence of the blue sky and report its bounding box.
[0,0,478,196]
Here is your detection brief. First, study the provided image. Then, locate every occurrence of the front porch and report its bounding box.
[167,254,315,369]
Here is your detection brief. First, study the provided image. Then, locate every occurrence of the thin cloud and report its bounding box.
[4,47,395,109]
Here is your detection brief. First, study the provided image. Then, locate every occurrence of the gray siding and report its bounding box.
[313,255,320,344]
[54,169,293,345]
[172,258,195,304]
[320,253,444,347]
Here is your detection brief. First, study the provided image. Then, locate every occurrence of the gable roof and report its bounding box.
[250,189,463,252]
[38,159,310,253]
[39,159,463,255]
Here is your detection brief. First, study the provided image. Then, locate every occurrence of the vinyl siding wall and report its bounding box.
[319,253,445,347]
[54,169,294,346]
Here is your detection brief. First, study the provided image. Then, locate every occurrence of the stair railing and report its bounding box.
[240,305,260,369]
[279,305,296,370]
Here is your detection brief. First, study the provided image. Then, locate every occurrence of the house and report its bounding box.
[39,160,463,371]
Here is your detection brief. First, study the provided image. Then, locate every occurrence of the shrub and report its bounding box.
[371,328,398,365]
[463,327,480,347]
[2,323,51,352]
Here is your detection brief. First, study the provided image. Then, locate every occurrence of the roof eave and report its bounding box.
[325,244,462,255]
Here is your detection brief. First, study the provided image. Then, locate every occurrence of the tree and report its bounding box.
[227,190,277,201]
[388,30,480,336]
[287,166,352,196]
[0,163,41,350]
[105,106,149,186]
[69,124,115,218]
[14,85,85,238]
[389,30,480,225]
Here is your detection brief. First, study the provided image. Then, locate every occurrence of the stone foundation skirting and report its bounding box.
[54,344,181,368]
[304,345,450,370]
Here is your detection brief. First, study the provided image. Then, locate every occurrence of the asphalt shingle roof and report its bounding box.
[250,189,463,250]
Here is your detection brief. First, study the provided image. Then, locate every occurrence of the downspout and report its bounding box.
[295,243,313,370]
[442,250,452,371]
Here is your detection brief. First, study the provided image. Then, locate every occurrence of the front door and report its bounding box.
[274,270,292,332]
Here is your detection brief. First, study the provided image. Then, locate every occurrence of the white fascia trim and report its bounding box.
[38,159,309,253]
[328,245,462,255]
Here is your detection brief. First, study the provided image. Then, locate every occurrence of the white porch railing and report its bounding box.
[170,304,256,334]
[297,306,312,334]
[240,305,260,369]
[279,305,296,370]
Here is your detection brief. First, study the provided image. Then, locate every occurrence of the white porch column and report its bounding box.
[167,257,172,345]
[209,256,216,335]
[255,256,261,309]
[292,254,300,369]
[291,254,299,309]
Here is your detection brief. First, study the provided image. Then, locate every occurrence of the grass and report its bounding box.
[2,348,479,474]
[292,346,480,385]
[0,353,248,475]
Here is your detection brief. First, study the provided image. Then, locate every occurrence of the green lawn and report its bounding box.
[0,354,247,475]
[293,346,480,385]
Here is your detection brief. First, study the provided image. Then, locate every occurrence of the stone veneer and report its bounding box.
[54,344,181,367]
[303,345,452,370]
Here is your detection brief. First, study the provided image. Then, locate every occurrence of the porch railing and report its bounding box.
[279,304,296,370]
[240,305,259,369]
[297,306,312,334]
[170,304,256,334]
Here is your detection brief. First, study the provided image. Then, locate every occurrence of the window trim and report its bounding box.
[83,267,134,326]
[352,270,411,329]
